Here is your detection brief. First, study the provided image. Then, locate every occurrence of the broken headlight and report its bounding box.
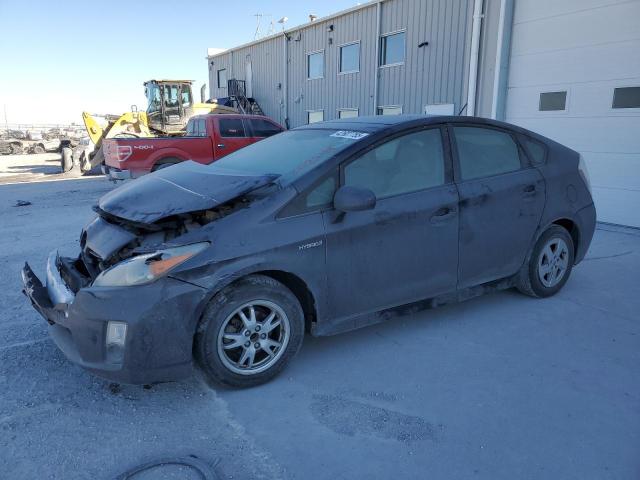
[92,242,209,287]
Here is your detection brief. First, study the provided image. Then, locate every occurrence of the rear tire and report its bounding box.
[151,158,179,172]
[195,275,304,388]
[517,225,574,298]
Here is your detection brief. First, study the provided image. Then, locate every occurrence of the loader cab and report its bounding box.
[144,80,194,135]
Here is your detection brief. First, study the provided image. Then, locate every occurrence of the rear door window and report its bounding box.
[197,119,207,137]
[250,119,282,138]
[452,127,522,181]
[219,118,246,138]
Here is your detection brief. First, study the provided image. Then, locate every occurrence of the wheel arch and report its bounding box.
[550,217,580,257]
[151,156,183,170]
[257,270,318,333]
[191,268,319,339]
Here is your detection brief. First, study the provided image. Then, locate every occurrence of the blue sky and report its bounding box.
[0,0,359,125]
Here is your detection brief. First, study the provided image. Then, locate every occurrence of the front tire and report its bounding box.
[195,275,304,388]
[517,225,574,298]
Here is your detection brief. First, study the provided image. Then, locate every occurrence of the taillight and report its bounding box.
[578,154,592,194]
[116,145,132,162]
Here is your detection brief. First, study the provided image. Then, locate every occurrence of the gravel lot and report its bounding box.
[1,154,638,479]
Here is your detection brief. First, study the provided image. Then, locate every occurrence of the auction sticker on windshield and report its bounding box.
[330,131,369,140]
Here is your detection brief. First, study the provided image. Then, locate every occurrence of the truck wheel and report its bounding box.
[33,144,45,154]
[61,147,73,172]
[10,143,22,155]
[517,225,575,298]
[195,275,305,388]
[152,158,179,172]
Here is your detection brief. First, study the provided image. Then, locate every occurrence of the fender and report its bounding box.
[173,258,323,336]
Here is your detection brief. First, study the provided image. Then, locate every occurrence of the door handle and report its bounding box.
[523,184,536,193]
[430,207,457,224]
[217,143,226,148]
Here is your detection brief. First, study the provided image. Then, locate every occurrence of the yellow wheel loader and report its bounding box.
[80,80,238,173]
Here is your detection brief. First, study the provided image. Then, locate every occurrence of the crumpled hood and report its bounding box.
[98,161,278,224]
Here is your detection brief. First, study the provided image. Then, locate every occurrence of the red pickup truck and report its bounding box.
[102,114,284,180]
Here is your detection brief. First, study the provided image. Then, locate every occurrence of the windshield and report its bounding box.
[210,129,368,182]
[145,83,161,114]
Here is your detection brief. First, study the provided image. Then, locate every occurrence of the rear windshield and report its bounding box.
[209,129,368,182]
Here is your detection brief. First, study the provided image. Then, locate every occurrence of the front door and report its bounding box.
[323,127,459,327]
[450,125,546,288]
[214,117,254,159]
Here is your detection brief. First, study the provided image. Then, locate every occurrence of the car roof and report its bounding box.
[293,114,544,138]
[294,115,431,133]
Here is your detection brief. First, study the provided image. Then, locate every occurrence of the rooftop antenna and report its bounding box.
[253,13,273,39]
[253,13,263,39]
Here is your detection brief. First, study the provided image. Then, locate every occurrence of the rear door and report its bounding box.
[184,118,213,164]
[323,127,459,326]
[450,124,546,288]
[214,117,253,159]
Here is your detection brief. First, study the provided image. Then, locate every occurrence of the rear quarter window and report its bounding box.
[521,136,546,165]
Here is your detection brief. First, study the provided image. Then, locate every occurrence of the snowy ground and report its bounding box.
[0,152,74,183]
[0,154,639,479]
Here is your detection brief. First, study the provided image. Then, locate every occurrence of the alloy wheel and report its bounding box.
[216,300,290,375]
[537,237,569,288]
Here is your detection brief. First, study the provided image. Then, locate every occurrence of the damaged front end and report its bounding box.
[21,162,279,383]
[75,199,247,287]
[66,162,279,287]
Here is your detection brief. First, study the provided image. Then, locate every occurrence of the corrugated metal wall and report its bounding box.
[208,0,474,128]
[378,0,473,115]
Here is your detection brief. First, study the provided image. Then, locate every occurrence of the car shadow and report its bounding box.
[5,165,60,174]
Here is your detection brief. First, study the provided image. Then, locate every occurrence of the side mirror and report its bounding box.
[333,185,376,212]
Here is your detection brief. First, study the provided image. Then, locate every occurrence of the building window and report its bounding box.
[380,31,405,66]
[539,91,566,111]
[424,103,455,115]
[308,110,324,124]
[338,108,359,119]
[612,86,640,109]
[339,42,360,73]
[217,69,227,89]
[377,105,402,116]
[307,51,324,79]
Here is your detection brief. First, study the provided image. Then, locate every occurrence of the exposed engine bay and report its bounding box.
[60,197,250,293]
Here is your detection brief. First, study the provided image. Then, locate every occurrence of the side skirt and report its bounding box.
[312,276,517,336]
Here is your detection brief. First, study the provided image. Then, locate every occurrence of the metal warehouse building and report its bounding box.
[207,0,640,227]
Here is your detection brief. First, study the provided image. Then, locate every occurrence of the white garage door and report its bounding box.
[505,0,640,227]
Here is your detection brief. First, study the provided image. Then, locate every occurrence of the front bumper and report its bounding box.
[102,163,132,181]
[21,251,208,384]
